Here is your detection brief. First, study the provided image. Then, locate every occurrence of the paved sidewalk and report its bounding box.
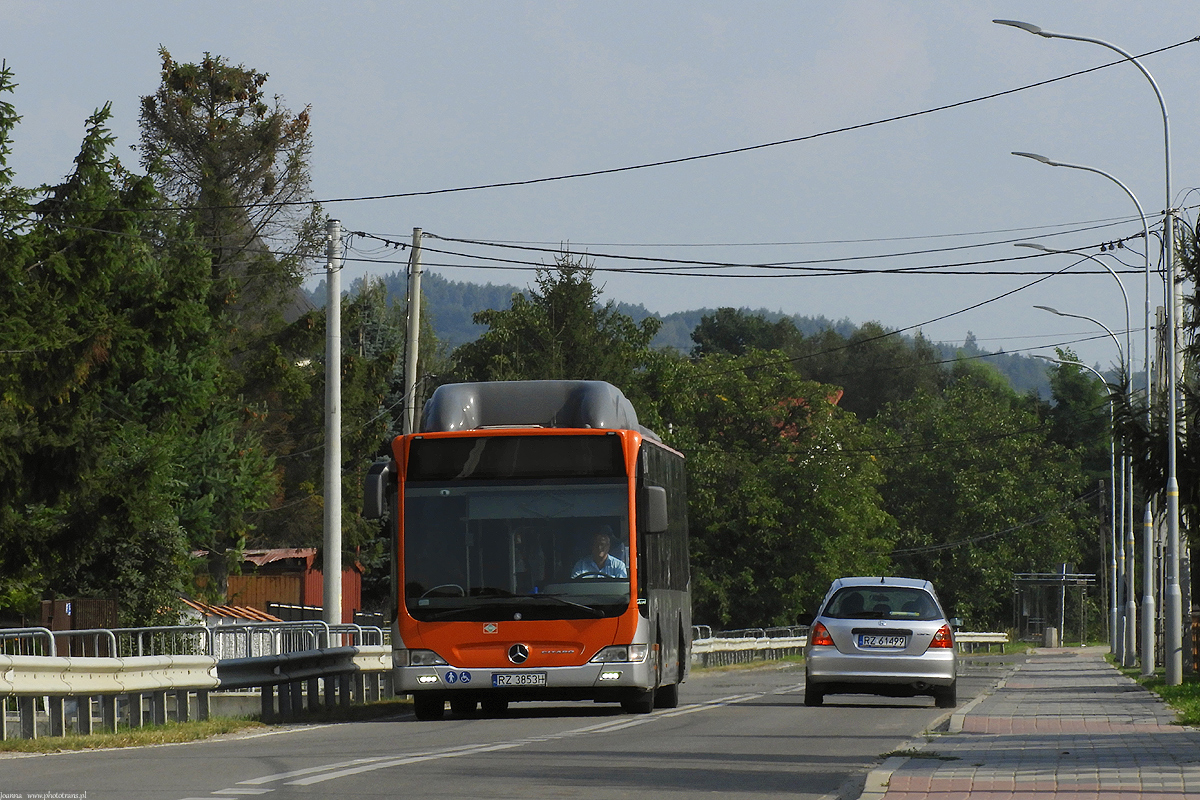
[860,647,1200,799]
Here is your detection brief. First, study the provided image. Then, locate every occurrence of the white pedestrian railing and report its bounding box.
[689,627,1010,666]
[691,635,808,667]
[952,631,1009,652]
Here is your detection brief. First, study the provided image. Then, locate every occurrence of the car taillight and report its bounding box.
[929,624,954,648]
[810,622,834,647]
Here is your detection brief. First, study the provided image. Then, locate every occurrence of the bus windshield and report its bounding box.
[404,481,631,621]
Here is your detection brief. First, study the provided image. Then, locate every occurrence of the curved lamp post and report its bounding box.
[1035,353,1119,651]
[995,17,1181,684]
[1010,153,1151,402]
[1011,155,1156,672]
[1033,297,1135,663]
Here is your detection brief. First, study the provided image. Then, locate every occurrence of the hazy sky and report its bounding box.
[4,1,1198,369]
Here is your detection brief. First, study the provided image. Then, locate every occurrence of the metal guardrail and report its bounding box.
[691,635,808,667]
[0,653,219,739]
[0,644,392,739]
[0,620,389,740]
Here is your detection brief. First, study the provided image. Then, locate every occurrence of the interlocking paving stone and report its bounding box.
[867,648,1200,799]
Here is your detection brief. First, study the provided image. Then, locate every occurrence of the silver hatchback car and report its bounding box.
[802,576,957,708]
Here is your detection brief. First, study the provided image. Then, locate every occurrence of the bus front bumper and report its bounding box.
[394,658,656,699]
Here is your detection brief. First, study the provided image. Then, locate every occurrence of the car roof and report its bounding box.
[829,576,935,591]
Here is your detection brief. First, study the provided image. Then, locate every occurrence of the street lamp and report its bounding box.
[1035,353,1119,651]
[1010,154,1156,672]
[1033,298,1135,663]
[996,17,1181,684]
[1010,154,1151,402]
[1022,246,1131,372]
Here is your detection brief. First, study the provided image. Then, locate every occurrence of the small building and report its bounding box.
[224,548,364,625]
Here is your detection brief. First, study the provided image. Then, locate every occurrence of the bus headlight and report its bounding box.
[408,649,449,667]
[589,644,649,663]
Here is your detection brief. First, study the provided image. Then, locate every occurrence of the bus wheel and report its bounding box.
[654,682,680,709]
[413,693,445,721]
[480,697,509,717]
[450,697,477,717]
[621,689,654,714]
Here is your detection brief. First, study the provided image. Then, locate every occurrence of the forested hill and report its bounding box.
[309,270,1053,397]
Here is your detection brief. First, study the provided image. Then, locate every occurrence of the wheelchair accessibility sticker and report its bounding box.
[444,671,472,684]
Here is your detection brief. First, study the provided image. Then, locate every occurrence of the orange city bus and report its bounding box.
[363,380,690,720]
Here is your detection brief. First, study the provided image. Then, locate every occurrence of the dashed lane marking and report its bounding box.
[225,691,770,789]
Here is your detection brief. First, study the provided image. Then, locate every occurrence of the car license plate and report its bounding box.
[491,672,547,687]
[859,634,907,649]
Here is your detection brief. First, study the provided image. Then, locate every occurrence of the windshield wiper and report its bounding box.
[525,594,606,618]
[419,593,606,620]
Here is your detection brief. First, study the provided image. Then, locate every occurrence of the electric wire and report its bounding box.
[296,37,1200,206]
[45,36,1199,214]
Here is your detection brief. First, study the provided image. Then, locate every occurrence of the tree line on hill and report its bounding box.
[313,271,1055,397]
[3,51,1198,634]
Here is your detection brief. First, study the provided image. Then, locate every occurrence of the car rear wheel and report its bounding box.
[934,681,957,709]
[803,683,824,707]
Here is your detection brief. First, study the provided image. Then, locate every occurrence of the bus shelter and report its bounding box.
[1013,568,1096,645]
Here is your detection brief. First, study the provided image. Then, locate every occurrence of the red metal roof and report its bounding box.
[241,548,317,567]
[180,597,283,622]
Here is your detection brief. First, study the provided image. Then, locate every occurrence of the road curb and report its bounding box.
[847,662,1018,800]
[855,755,909,800]
[948,675,1002,732]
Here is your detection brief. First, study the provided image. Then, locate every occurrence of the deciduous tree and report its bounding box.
[871,361,1093,627]
[648,353,894,627]
[450,253,661,389]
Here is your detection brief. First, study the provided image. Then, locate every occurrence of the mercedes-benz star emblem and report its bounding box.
[508,643,529,664]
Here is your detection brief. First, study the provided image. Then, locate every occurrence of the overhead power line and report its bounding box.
[301,36,1198,206]
[54,36,1200,214]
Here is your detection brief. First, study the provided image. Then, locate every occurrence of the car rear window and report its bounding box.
[825,587,941,620]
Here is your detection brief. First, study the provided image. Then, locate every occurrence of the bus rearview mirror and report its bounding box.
[363,460,395,520]
[641,485,668,534]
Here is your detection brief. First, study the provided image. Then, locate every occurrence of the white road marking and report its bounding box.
[237,757,395,784]
[231,690,770,788]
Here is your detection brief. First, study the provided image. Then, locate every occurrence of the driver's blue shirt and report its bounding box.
[571,555,628,578]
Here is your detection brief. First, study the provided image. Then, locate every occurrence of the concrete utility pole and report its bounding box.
[403,227,424,435]
[324,219,343,627]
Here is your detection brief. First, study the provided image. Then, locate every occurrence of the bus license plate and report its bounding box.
[491,672,547,687]
[859,634,907,649]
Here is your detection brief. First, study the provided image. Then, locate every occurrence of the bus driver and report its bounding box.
[571,528,628,578]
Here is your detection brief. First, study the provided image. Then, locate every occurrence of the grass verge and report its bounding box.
[0,717,266,753]
[1111,657,1200,726]
[0,698,415,754]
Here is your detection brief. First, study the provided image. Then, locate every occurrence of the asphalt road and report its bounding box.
[0,655,1018,800]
